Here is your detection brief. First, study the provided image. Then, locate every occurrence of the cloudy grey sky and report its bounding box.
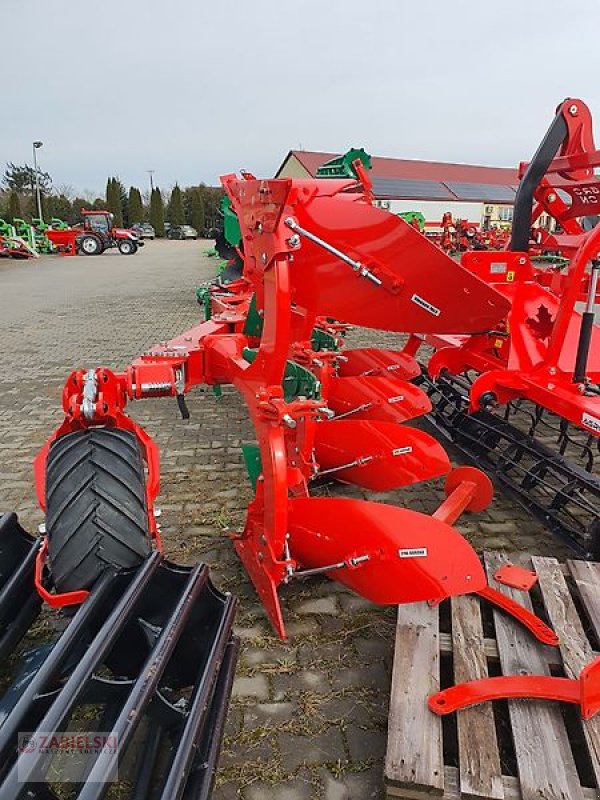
[4,0,600,196]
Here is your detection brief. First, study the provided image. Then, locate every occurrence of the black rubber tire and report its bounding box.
[79,234,103,256]
[46,428,152,592]
[118,239,137,255]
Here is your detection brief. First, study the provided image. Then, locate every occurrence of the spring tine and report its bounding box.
[424,371,600,556]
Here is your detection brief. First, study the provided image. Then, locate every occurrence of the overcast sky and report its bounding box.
[3,0,600,196]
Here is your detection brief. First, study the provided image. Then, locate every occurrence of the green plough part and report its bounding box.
[241,443,262,491]
[242,295,264,338]
[311,326,341,352]
[242,348,320,402]
[397,211,425,232]
[316,148,372,180]
[196,287,212,319]
[532,254,569,266]
[50,218,69,230]
[0,219,16,239]
[222,196,241,248]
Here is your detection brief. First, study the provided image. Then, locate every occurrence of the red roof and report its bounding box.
[283,150,517,184]
[276,150,519,203]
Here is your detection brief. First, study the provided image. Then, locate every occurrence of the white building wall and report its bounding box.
[374,199,485,229]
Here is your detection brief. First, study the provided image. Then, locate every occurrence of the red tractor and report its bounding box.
[77,210,142,256]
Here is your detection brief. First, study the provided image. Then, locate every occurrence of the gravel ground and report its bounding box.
[0,240,569,799]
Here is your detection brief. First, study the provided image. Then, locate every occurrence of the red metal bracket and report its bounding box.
[35,538,89,608]
[432,466,494,526]
[429,656,600,720]
[477,585,558,646]
[494,563,538,591]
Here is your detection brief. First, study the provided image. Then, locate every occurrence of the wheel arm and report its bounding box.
[429,656,600,720]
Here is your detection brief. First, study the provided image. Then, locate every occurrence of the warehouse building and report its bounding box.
[275,149,522,231]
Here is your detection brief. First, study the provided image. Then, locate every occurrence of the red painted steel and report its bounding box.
[45,228,78,256]
[32,167,556,663]
[476,585,559,646]
[314,419,450,490]
[287,497,487,603]
[429,656,600,719]
[328,375,431,423]
[34,538,89,608]
[494,563,538,591]
[336,348,421,380]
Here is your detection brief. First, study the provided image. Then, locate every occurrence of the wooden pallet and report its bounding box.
[385,551,600,800]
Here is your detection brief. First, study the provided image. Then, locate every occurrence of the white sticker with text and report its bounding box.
[411,294,441,317]
[398,547,428,558]
[582,412,600,434]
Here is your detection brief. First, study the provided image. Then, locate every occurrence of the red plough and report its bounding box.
[32,170,561,650]
[8,151,600,797]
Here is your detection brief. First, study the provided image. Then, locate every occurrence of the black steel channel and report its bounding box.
[130,720,163,800]
[573,310,596,384]
[0,567,115,761]
[76,563,210,799]
[0,535,40,610]
[184,635,241,800]
[0,552,162,798]
[510,109,568,252]
[158,598,237,800]
[0,595,41,664]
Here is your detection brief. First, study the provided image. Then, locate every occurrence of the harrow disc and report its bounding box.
[328,374,431,423]
[337,348,421,380]
[288,497,486,603]
[314,419,450,490]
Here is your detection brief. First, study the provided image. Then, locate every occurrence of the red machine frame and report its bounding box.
[30,159,600,718]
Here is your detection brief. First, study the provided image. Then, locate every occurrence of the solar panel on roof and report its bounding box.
[443,182,517,202]
[371,178,454,200]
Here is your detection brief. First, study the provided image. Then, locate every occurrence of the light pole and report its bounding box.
[32,141,43,221]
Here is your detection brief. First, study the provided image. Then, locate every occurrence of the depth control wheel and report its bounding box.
[45,428,151,592]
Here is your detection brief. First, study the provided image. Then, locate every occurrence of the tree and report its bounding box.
[105,177,124,227]
[186,185,223,233]
[45,194,73,223]
[168,184,184,225]
[128,187,144,224]
[149,187,165,237]
[189,189,205,235]
[2,162,52,193]
[70,198,89,225]
[7,191,21,222]
[25,192,45,221]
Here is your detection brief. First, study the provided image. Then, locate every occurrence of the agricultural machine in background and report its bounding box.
[0,218,39,259]
[0,217,80,259]
[77,209,142,255]
[409,98,600,557]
